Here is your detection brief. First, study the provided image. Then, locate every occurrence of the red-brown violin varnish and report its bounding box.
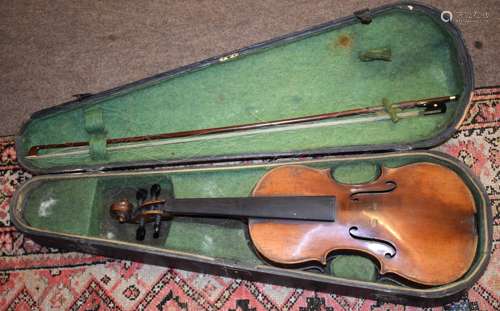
[249,163,477,286]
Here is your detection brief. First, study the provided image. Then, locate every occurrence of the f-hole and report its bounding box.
[349,226,397,258]
[350,181,397,202]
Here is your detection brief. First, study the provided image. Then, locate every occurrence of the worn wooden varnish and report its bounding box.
[249,163,477,286]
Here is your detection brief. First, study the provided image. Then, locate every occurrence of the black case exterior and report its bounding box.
[9,1,491,307]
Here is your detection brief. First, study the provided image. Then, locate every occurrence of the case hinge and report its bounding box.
[354,8,372,24]
[73,93,93,101]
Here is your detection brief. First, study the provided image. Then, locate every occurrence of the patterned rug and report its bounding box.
[0,87,498,310]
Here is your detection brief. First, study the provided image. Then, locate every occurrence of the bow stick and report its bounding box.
[26,95,457,159]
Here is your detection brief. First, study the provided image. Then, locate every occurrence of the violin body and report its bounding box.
[249,163,477,286]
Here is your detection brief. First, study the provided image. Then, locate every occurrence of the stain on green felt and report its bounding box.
[20,9,463,171]
[330,255,378,281]
[23,178,98,236]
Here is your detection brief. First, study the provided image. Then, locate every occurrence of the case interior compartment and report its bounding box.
[14,152,491,294]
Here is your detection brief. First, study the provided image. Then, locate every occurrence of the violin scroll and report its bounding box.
[110,184,171,241]
[110,199,133,223]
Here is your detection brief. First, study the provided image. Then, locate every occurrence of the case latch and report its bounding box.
[354,8,372,24]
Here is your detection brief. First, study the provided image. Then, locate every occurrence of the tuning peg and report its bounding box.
[153,215,161,239]
[151,184,161,200]
[136,226,146,241]
[136,188,148,205]
[136,218,146,241]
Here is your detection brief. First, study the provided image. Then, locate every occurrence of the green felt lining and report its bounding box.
[21,154,487,286]
[24,178,99,236]
[83,107,108,160]
[19,8,464,171]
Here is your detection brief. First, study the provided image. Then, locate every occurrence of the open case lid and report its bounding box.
[16,1,474,174]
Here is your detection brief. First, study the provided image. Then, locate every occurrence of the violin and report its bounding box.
[110,162,477,286]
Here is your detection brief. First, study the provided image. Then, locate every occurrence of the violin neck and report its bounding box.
[158,196,336,221]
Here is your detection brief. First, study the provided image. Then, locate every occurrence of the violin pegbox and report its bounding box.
[109,178,175,241]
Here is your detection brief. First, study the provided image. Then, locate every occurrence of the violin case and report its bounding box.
[10,1,492,306]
